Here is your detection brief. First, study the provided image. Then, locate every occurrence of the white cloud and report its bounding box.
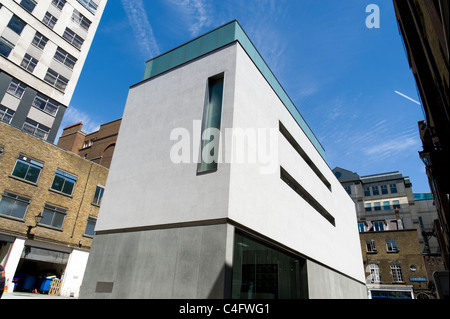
[362,128,420,161]
[168,0,213,36]
[55,106,101,143]
[120,0,160,58]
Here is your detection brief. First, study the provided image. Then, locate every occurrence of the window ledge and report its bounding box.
[49,188,73,198]
[8,175,38,186]
[36,224,63,232]
[0,214,25,223]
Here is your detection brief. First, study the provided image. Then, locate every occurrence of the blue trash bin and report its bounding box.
[39,278,53,293]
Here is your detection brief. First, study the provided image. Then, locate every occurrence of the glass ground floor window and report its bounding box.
[232,231,308,299]
[371,290,412,299]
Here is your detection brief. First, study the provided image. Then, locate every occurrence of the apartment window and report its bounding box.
[11,155,43,184]
[32,32,48,50]
[390,184,398,194]
[198,74,224,173]
[0,105,15,124]
[280,167,335,226]
[44,69,69,92]
[32,94,59,116]
[372,186,380,196]
[72,10,92,31]
[374,202,381,211]
[381,185,388,195]
[84,217,96,236]
[366,240,377,253]
[358,222,366,233]
[7,79,27,99]
[22,118,50,140]
[393,200,400,209]
[364,186,370,197]
[418,216,425,229]
[344,186,351,194]
[369,264,381,283]
[78,0,98,14]
[52,0,66,10]
[92,186,104,206]
[83,140,93,148]
[390,262,404,282]
[372,221,385,232]
[383,201,391,210]
[365,203,372,212]
[54,47,77,69]
[40,204,66,229]
[0,37,14,57]
[63,28,84,49]
[51,170,77,196]
[20,53,38,72]
[43,12,58,29]
[8,15,26,35]
[0,192,30,219]
[20,0,37,13]
[386,240,399,252]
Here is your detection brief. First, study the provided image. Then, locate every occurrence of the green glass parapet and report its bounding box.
[413,193,434,200]
[142,20,326,160]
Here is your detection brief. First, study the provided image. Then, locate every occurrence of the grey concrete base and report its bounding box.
[80,222,367,299]
[306,261,367,299]
[79,223,229,299]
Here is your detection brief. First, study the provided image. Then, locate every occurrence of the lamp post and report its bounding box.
[26,213,43,239]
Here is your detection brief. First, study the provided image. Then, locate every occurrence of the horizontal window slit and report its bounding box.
[280,166,335,226]
[279,121,331,191]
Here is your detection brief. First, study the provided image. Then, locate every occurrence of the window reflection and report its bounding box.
[232,231,308,299]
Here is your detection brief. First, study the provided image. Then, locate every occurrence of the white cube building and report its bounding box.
[80,20,366,299]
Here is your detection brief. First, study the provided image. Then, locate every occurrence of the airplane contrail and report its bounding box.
[394,91,421,105]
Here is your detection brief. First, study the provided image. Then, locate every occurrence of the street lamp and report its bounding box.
[26,213,43,238]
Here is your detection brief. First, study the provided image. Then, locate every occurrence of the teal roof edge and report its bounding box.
[142,20,326,160]
[413,193,434,200]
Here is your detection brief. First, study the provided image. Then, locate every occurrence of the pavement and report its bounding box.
[1,291,74,299]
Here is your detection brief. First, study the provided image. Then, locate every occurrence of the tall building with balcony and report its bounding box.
[0,0,107,143]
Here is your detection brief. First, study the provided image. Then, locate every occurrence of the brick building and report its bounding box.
[0,120,108,298]
[57,119,121,168]
[361,229,430,298]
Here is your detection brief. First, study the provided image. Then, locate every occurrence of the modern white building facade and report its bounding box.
[0,0,107,142]
[80,21,366,299]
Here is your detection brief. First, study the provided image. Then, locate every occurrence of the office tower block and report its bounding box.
[0,0,107,142]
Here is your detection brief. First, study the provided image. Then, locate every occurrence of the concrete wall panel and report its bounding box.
[80,223,228,299]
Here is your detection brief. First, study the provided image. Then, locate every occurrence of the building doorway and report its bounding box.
[13,245,68,294]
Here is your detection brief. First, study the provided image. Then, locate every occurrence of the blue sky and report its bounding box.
[61,0,430,193]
